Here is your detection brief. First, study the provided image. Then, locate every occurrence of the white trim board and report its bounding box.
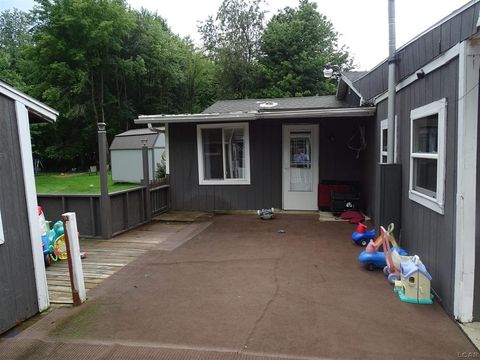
[15,101,50,312]
[375,44,460,105]
[1,81,58,122]
[136,107,376,125]
[0,209,4,245]
[454,39,479,323]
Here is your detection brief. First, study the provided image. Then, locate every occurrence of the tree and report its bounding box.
[198,0,266,99]
[22,1,216,170]
[0,9,34,89]
[24,0,137,168]
[258,0,352,97]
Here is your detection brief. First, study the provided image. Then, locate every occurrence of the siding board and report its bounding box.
[0,95,38,334]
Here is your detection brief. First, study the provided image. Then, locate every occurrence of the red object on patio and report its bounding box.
[339,210,365,224]
[318,183,353,209]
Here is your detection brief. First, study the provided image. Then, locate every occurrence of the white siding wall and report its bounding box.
[111,149,165,183]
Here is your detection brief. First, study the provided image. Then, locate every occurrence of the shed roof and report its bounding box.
[110,128,163,150]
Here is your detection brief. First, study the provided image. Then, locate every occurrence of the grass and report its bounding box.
[35,172,139,194]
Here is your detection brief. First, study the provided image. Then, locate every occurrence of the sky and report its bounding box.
[0,0,472,70]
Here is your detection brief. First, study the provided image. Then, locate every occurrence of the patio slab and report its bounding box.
[2,214,476,360]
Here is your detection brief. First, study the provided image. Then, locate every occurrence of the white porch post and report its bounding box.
[15,101,50,312]
[454,39,479,323]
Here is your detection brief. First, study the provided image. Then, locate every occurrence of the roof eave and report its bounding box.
[135,107,375,124]
[0,81,58,123]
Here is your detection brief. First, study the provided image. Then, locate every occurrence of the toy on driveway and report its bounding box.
[358,224,407,271]
[351,223,376,246]
[393,256,433,304]
[258,208,274,220]
[39,207,84,267]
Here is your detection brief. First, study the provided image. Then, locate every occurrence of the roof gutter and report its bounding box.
[135,107,375,124]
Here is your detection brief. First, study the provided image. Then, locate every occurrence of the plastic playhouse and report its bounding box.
[394,257,433,304]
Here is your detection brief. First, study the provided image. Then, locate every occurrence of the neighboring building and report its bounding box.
[110,128,165,184]
[135,1,480,323]
[0,80,58,333]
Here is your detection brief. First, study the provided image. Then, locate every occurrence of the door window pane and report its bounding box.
[290,132,311,168]
[289,131,312,192]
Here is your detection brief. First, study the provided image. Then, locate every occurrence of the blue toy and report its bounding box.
[352,229,376,246]
[351,223,375,246]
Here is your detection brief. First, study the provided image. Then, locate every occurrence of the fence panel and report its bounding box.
[38,184,169,239]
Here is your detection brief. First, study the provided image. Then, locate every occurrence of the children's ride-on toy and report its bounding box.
[351,223,375,246]
[358,224,407,271]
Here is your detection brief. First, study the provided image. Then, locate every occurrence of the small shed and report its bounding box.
[110,128,165,184]
[0,80,58,333]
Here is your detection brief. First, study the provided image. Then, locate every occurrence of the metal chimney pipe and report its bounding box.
[387,0,396,163]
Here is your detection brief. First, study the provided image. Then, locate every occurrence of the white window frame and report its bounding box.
[379,116,398,164]
[0,209,4,245]
[409,98,447,214]
[197,122,251,185]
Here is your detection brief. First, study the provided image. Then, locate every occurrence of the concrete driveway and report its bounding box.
[0,214,476,360]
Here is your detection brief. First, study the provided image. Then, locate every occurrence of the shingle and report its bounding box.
[202,95,352,114]
[110,129,160,150]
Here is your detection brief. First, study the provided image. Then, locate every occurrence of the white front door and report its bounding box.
[282,124,319,210]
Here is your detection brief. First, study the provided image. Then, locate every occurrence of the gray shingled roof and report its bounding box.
[202,95,351,114]
[110,128,163,150]
[342,71,368,83]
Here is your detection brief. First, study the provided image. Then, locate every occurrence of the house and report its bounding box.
[135,1,480,323]
[0,80,58,333]
[110,128,165,184]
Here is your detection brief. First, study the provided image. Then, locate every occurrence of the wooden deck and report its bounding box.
[45,222,187,304]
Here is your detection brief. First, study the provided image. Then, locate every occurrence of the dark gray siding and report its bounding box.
[0,94,38,334]
[343,88,361,107]
[169,118,372,211]
[374,58,459,315]
[354,2,480,100]
[169,121,282,211]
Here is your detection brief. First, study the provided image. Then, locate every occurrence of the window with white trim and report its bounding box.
[379,117,398,164]
[409,99,447,214]
[197,123,250,185]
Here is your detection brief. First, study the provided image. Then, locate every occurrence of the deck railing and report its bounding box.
[38,184,169,238]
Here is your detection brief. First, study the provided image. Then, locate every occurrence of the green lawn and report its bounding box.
[35,172,139,194]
